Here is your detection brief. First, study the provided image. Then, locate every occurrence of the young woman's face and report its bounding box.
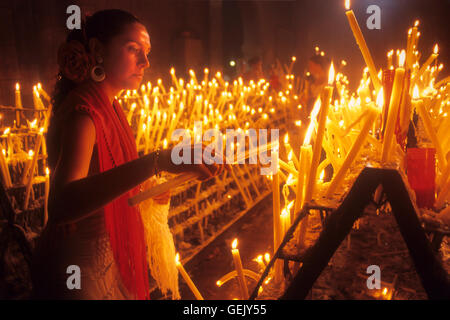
[102,22,151,90]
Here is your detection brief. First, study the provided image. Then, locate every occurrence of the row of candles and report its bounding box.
[1,82,51,222]
[268,0,450,283]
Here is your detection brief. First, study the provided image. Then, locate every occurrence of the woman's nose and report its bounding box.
[139,52,150,69]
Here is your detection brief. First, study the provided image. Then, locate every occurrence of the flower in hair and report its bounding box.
[57,40,93,83]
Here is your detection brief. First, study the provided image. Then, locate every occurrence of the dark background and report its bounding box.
[0,0,449,107]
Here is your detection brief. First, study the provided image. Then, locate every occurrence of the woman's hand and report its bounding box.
[158,144,227,181]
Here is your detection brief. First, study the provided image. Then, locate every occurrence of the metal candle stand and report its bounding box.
[250,167,450,300]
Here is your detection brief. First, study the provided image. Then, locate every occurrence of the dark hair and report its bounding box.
[51,9,140,116]
[48,9,140,168]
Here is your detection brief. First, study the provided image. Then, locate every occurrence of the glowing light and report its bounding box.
[16,83,20,90]
[413,85,420,99]
[376,88,384,109]
[232,238,238,249]
[428,46,438,59]
[328,62,335,85]
[303,98,321,146]
[398,50,406,68]
[175,253,180,264]
[345,0,350,10]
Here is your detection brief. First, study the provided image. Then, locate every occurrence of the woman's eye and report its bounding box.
[129,46,139,53]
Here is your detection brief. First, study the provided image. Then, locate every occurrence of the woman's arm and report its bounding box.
[49,112,220,226]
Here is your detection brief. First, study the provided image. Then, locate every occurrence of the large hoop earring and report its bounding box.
[91,65,106,82]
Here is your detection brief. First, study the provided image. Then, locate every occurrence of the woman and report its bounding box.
[31,9,222,300]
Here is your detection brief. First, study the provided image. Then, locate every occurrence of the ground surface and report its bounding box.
[176,196,450,300]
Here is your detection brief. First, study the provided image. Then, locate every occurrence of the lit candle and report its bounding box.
[417,44,438,79]
[37,83,51,102]
[175,253,204,300]
[170,67,180,91]
[326,106,378,197]
[24,130,43,209]
[381,51,406,164]
[413,85,446,171]
[231,239,249,299]
[345,0,381,91]
[0,148,11,188]
[15,83,22,128]
[127,102,137,124]
[304,63,334,203]
[272,169,283,282]
[294,145,312,220]
[136,109,145,148]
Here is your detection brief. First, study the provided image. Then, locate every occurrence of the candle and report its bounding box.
[413,85,446,171]
[15,83,22,128]
[44,167,50,226]
[136,109,145,148]
[417,44,438,79]
[155,112,168,149]
[231,239,249,299]
[37,83,51,102]
[24,131,43,209]
[381,51,406,164]
[345,0,381,91]
[272,170,283,282]
[294,145,312,220]
[0,148,11,188]
[304,62,334,204]
[175,253,204,300]
[127,102,137,124]
[387,50,394,69]
[170,67,180,91]
[326,106,378,197]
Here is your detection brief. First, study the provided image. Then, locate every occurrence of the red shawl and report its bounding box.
[62,80,149,299]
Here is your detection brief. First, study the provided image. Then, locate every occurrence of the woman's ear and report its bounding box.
[88,38,104,62]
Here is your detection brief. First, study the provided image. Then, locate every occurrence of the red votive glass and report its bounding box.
[406,148,436,209]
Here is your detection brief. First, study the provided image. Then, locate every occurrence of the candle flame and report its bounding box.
[45,167,50,176]
[170,67,175,75]
[398,50,406,67]
[292,56,296,62]
[284,133,289,144]
[216,280,222,287]
[376,88,384,109]
[328,62,335,85]
[303,98,321,146]
[3,128,10,135]
[28,150,34,157]
[319,170,325,182]
[232,238,238,249]
[264,253,270,263]
[414,20,419,27]
[382,288,388,296]
[433,44,439,54]
[175,253,180,264]
[345,0,350,10]
[408,28,412,35]
[16,83,20,91]
[413,85,420,99]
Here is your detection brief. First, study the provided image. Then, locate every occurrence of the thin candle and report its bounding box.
[231,239,249,299]
[175,253,204,300]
